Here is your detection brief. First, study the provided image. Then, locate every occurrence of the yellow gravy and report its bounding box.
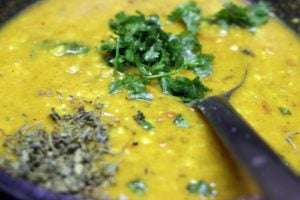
[0,0,299,199]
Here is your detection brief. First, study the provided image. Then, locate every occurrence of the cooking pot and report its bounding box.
[0,0,299,200]
[0,0,299,34]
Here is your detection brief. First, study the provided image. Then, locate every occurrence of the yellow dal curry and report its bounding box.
[0,0,299,199]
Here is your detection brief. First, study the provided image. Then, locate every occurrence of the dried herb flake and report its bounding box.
[133,111,154,130]
[39,40,90,56]
[127,179,147,196]
[279,107,292,115]
[0,107,116,199]
[187,180,216,197]
[173,114,189,128]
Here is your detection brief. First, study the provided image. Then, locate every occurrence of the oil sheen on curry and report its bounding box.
[0,0,299,199]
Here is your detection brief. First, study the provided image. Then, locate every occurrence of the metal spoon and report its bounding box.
[192,71,300,200]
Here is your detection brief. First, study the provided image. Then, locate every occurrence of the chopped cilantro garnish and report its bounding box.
[127,179,147,196]
[168,1,201,34]
[173,114,189,128]
[160,76,208,102]
[133,111,154,130]
[109,75,153,101]
[169,33,214,78]
[98,12,170,75]
[213,1,270,29]
[98,12,212,77]
[279,107,292,116]
[247,1,270,26]
[187,180,215,196]
[39,40,90,56]
[99,11,212,103]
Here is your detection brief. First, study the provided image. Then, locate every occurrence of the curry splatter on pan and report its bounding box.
[0,0,299,200]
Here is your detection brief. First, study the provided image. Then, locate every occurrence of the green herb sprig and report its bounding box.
[279,107,292,116]
[168,1,201,34]
[212,1,270,29]
[133,111,154,130]
[39,40,90,56]
[160,76,208,103]
[173,114,190,128]
[127,179,147,195]
[187,180,216,197]
[98,11,212,103]
[109,75,153,101]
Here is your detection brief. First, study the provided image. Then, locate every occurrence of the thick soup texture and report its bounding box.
[0,0,299,199]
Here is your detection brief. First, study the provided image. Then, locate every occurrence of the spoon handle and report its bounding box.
[194,96,300,200]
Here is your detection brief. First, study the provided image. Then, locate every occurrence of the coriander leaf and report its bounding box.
[213,1,270,28]
[173,114,189,128]
[109,75,153,101]
[166,33,214,78]
[279,107,292,116]
[109,79,123,94]
[133,111,154,130]
[247,1,270,26]
[100,11,212,102]
[160,76,208,102]
[168,33,201,68]
[98,12,173,76]
[127,179,147,196]
[99,12,213,78]
[39,40,90,56]
[167,33,213,78]
[191,54,214,78]
[129,92,153,101]
[187,180,215,196]
[168,1,201,34]
[213,3,249,28]
[144,46,160,62]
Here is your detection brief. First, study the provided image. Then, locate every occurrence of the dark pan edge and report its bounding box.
[0,0,299,34]
[253,0,300,35]
[0,0,40,27]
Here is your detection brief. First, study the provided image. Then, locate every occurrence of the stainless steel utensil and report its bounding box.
[194,95,300,200]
